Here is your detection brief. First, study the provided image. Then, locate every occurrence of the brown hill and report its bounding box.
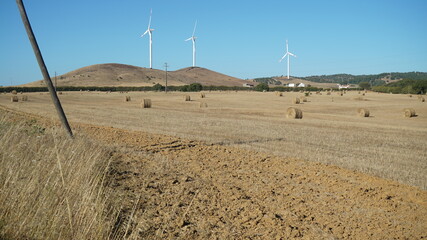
[22,63,248,87]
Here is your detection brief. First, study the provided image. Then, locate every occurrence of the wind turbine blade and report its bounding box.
[141,29,149,37]
[279,53,288,62]
[185,37,192,41]
[286,40,289,52]
[147,9,152,28]
[192,20,197,37]
[289,52,297,57]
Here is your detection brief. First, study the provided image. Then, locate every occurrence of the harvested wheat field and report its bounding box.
[1,90,427,239]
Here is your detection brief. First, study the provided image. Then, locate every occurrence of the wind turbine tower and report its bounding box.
[279,40,297,79]
[141,9,154,69]
[185,21,197,67]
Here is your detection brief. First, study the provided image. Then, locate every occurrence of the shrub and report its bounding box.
[254,83,269,92]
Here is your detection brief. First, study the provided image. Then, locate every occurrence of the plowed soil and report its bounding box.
[77,123,427,239]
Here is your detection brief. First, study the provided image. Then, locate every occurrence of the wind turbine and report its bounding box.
[141,9,154,69]
[185,20,197,67]
[279,40,297,79]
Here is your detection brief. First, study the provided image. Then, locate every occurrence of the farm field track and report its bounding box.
[0,91,427,239]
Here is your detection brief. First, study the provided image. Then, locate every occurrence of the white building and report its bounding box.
[243,83,254,88]
[287,83,296,87]
[297,83,306,88]
[338,84,350,89]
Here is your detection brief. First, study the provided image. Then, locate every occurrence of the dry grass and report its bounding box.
[199,102,208,108]
[0,113,121,239]
[21,95,28,101]
[125,96,131,102]
[292,97,300,104]
[200,93,206,98]
[184,95,191,101]
[10,96,18,102]
[1,91,426,190]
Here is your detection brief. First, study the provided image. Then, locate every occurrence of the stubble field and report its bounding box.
[1,89,427,239]
[1,90,426,189]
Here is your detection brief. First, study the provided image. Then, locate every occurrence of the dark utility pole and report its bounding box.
[164,62,169,93]
[16,0,73,137]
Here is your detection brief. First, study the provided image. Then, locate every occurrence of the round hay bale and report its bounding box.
[199,102,208,108]
[286,107,303,119]
[125,96,131,102]
[11,96,18,102]
[184,95,191,101]
[58,91,63,95]
[409,94,412,98]
[420,97,425,102]
[357,108,370,117]
[362,93,365,96]
[11,90,17,95]
[300,96,307,102]
[21,95,28,101]
[292,97,300,104]
[200,93,206,98]
[142,99,151,108]
[403,108,416,118]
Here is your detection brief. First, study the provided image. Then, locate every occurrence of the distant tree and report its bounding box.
[188,83,203,92]
[359,82,371,90]
[152,83,164,91]
[254,83,269,92]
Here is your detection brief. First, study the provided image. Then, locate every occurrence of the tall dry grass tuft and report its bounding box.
[184,95,191,101]
[0,114,119,240]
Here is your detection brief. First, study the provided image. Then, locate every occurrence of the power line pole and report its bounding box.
[16,0,73,137]
[164,62,169,93]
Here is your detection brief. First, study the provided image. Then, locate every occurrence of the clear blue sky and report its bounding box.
[1,0,426,86]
